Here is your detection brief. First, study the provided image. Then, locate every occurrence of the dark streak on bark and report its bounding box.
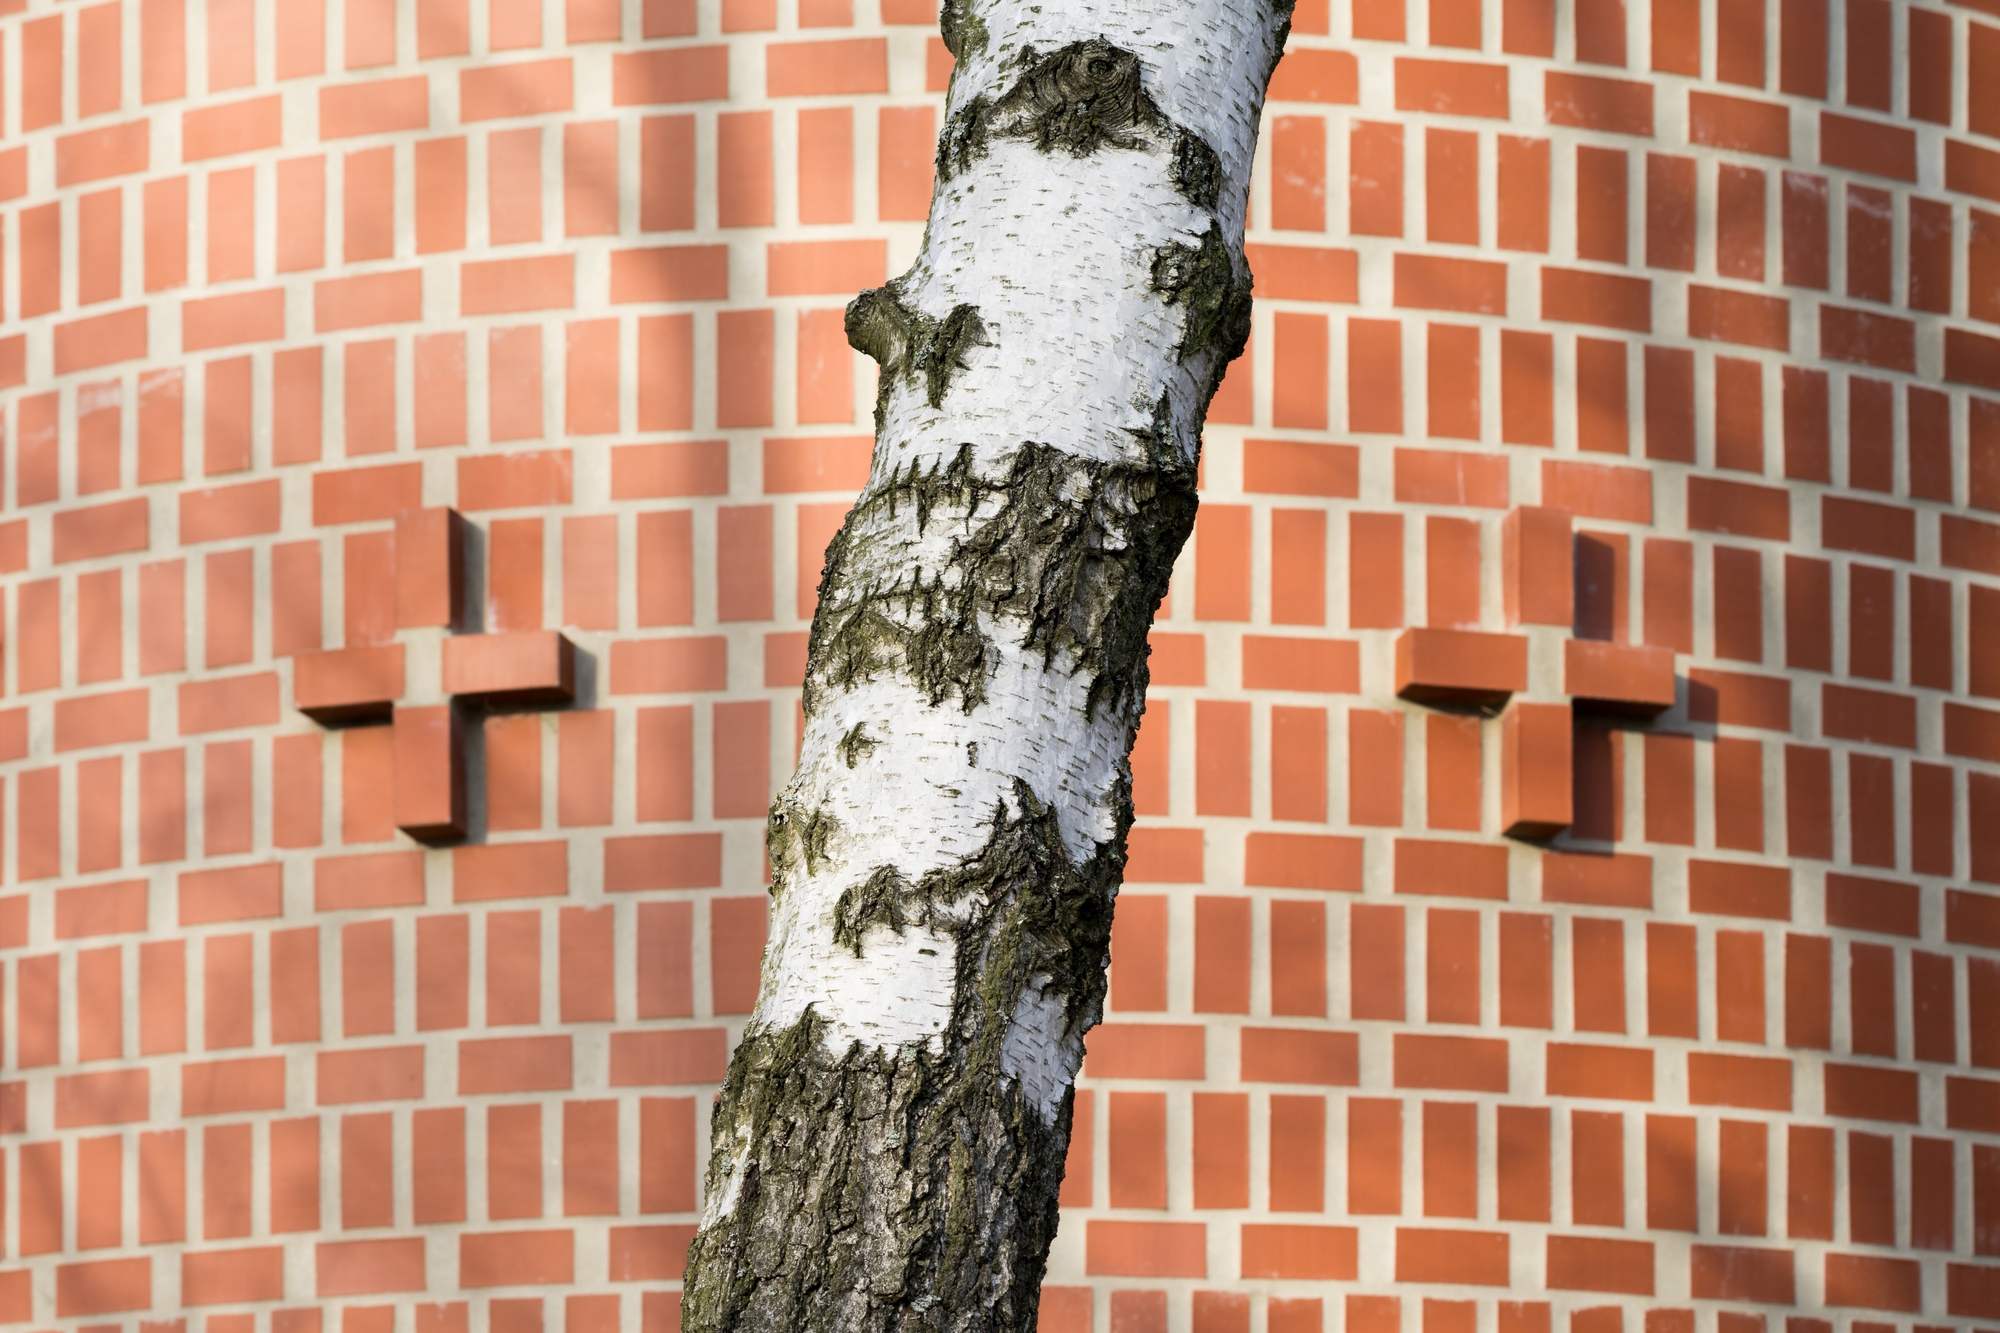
[1151,222,1254,367]
[935,39,1226,214]
[803,442,1197,718]
[681,784,1124,1332]
[847,285,991,428]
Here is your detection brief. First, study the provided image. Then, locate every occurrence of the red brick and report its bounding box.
[1269,48,1360,102]
[608,1225,698,1281]
[1085,1221,1206,1278]
[454,451,573,515]
[1502,702,1572,838]
[181,479,281,543]
[1395,628,1527,705]
[1394,254,1507,314]
[1566,642,1676,713]
[57,121,152,186]
[56,1068,152,1126]
[319,78,429,139]
[1821,305,1916,373]
[1547,1043,1653,1099]
[1691,1245,1796,1304]
[1689,1053,1793,1109]
[1396,447,1510,508]
[604,48,727,112]
[1240,1029,1359,1084]
[1240,836,1368,896]
[460,1231,574,1287]
[54,307,150,375]
[1537,854,1649,912]
[315,1239,427,1297]
[1239,1226,1357,1281]
[1825,1064,1919,1122]
[314,270,424,332]
[1688,286,1788,350]
[458,1035,573,1094]
[181,1056,284,1116]
[311,463,423,527]
[179,672,280,734]
[610,1029,730,1085]
[1394,1034,1510,1091]
[1395,58,1509,117]
[460,58,573,122]
[56,1258,152,1317]
[443,633,576,706]
[1545,71,1654,135]
[54,689,150,752]
[460,256,574,316]
[1084,1024,1205,1079]
[1690,90,1791,156]
[1951,1265,2000,1321]
[1826,1254,1923,1312]
[450,840,568,902]
[53,495,150,564]
[1949,138,2000,209]
[1546,1236,1654,1295]
[175,863,281,926]
[58,880,150,939]
[183,1248,284,1306]
[316,1048,425,1105]
[1395,1229,1508,1286]
[1948,1076,2000,1133]
[766,37,887,95]
[1541,268,1651,332]
[766,240,885,296]
[1394,838,1509,901]
[1820,111,1916,182]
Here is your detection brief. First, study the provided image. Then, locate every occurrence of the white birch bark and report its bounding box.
[681,3,1293,1327]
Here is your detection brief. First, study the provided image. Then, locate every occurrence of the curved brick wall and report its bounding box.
[2,0,1999,1330]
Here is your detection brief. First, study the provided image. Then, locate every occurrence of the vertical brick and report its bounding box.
[636,902,694,1019]
[1196,700,1252,817]
[1194,896,1252,1014]
[1108,1091,1167,1209]
[1273,116,1328,231]
[1268,1095,1325,1211]
[639,1097,696,1213]
[1425,1102,1479,1217]
[1111,895,1169,1013]
[1498,1105,1551,1220]
[1271,900,1327,1016]
[1348,1099,1403,1213]
[1350,514,1407,629]
[140,1130,187,1244]
[1351,123,1405,238]
[562,1101,619,1215]
[1500,913,1553,1028]
[1352,903,1406,1021]
[1498,136,1551,252]
[1645,1115,1696,1230]
[414,1109,467,1224]
[1196,505,1252,621]
[1273,313,1330,429]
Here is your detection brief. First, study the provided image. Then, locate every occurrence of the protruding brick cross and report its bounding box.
[289,507,576,842]
[1392,505,1677,841]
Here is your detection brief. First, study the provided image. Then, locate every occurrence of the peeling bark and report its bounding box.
[681,3,1292,1328]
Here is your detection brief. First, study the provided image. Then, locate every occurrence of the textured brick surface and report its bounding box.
[0,0,1997,1329]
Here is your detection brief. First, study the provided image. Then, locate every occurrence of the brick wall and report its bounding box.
[1,0,1998,1330]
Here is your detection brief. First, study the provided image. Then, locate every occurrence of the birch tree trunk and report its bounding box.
[681,3,1293,1327]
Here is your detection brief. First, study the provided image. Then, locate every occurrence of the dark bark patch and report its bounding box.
[847,285,989,425]
[936,38,1226,213]
[683,784,1123,1333]
[1151,221,1254,367]
[938,0,987,58]
[804,443,1196,720]
[837,722,878,769]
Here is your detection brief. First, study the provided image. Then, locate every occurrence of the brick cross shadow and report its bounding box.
[289,508,577,843]
[1394,505,1678,843]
